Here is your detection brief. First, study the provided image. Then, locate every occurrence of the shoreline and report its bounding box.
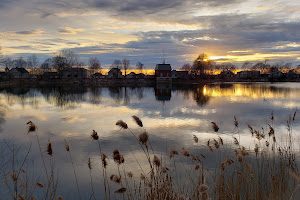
[0,77,299,88]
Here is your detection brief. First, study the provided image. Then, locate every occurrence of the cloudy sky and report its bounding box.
[1,0,300,68]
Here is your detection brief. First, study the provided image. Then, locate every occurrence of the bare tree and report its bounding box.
[242,61,252,69]
[13,57,27,68]
[1,57,13,69]
[88,57,101,70]
[60,49,79,67]
[122,58,130,78]
[181,63,191,72]
[27,54,39,74]
[136,62,144,73]
[111,59,122,69]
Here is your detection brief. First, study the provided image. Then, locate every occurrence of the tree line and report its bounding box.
[182,53,300,75]
[0,48,145,76]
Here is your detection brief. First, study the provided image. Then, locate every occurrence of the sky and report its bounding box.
[1,0,300,68]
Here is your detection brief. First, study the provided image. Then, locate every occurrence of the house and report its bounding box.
[286,70,299,79]
[155,64,172,80]
[42,72,59,79]
[219,70,234,79]
[7,67,30,78]
[269,71,284,78]
[92,72,105,79]
[61,68,88,79]
[127,72,137,79]
[108,68,122,78]
[136,73,146,79]
[237,70,261,79]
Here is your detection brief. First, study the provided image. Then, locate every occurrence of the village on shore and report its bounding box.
[0,62,299,85]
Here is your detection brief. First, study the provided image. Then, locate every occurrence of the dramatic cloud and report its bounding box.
[0,0,300,67]
[57,27,85,35]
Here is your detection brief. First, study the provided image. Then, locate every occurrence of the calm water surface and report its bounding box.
[0,82,299,199]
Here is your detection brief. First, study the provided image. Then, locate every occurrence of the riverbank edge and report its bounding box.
[0,78,299,88]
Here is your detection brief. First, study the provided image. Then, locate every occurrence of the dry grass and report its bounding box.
[0,112,299,200]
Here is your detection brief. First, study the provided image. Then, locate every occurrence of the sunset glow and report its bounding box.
[0,0,300,68]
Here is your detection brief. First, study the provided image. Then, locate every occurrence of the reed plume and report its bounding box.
[26,121,37,133]
[113,149,125,165]
[88,158,92,170]
[91,130,99,140]
[46,140,53,156]
[211,122,219,132]
[181,147,190,157]
[115,187,126,194]
[170,149,178,159]
[234,116,238,128]
[116,120,128,129]
[101,153,108,168]
[153,155,161,167]
[138,131,149,147]
[110,174,122,184]
[132,115,143,127]
[198,184,209,193]
[193,135,198,143]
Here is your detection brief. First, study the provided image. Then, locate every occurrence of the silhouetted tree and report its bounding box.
[88,57,101,70]
[111,59,122,69]
[27,54,39,74]
[40,58,53,70]
[192,53,214,75]
[242,61,252,69]
[1,57,13,69]
[122,58,130,78]
[136,62,144,73]
[13,57,27,68]
[181,63,192,73]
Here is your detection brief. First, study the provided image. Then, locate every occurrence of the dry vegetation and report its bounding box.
[0,112,299,200]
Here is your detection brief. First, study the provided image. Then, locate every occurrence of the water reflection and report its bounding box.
[0,83,299,199]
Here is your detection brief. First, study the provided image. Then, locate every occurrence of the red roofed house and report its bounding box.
[155,64,172,81]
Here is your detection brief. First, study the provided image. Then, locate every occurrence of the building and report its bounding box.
[108,68,122,78]
[237,70,261,79]
[219,70,234,79]
[127,72,137,79]
[61,68,88,79]
[269,71,283,78]
[155,64,172,80]
[42,72,59,79]
[6,67,30,78]
[92,72,105,79]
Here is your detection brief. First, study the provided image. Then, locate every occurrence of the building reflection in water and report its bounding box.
[155,82,172,102]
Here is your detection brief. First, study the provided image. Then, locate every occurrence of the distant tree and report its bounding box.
[181,63,192,72]
[242,61,252,69]
[27,55,39,69]
[51,50,79,72]
[13,57,27,68]
[219,62,236,71]
[40,58,53,70]
[111,59,122,69]
[52,54,68,72]
[122,58,130,78]
[77,61,85,68]
[284,63,292,69]
[88,57,101,70]
[27,54,39,74]
[192,53,214,75]
[136,62,144,73]
[60,50,79,67]
[1,57,13,69]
